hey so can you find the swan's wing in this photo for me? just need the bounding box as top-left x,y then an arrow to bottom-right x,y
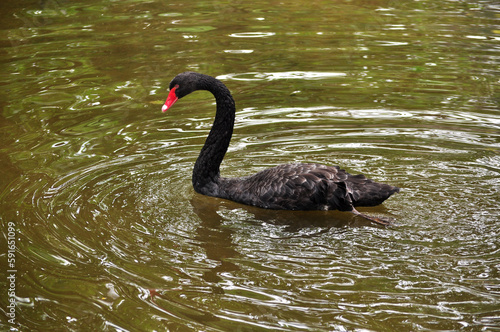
223,163 -> 353,210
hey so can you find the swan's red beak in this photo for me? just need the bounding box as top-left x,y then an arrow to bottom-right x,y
162,85 -> 179,112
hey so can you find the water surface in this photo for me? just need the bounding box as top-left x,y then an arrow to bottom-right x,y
1,0 -> 499,330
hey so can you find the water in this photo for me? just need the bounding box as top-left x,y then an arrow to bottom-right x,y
1,0 -> 499,330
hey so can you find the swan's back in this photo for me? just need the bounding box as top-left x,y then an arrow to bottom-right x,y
219,163 -> 399,212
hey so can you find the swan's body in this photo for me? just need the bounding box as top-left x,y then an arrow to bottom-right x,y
162,72 -> 399,225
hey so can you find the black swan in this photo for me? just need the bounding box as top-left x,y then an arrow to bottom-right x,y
162,72 -> 400,226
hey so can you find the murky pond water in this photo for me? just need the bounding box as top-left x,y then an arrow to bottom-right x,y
1,0 -> 499,330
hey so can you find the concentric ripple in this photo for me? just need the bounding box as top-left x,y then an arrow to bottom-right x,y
1,0 -> 499,330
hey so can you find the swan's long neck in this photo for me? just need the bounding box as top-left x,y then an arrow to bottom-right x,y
192,77 -> 235,196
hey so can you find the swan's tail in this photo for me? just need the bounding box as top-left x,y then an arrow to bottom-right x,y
347,174 -> 400,207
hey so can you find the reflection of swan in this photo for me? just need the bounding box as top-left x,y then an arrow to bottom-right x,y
163,72 -> 399,226
190,195 -> 239,283
192,193 -> 394,233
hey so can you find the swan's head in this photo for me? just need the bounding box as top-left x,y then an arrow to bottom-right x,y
162,72 -> 206,112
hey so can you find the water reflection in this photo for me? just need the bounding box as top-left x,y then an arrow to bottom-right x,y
192,193 -> 369,236
1,0 -> 499,330
229,32 -> 276,38
191,195 -> 240,284
218,71 -> 346,81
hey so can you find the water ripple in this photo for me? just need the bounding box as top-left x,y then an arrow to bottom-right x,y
218,71 -> 346,81
2,0 -> 499,330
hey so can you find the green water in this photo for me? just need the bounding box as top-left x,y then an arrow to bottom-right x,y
1,0 -> 499,330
